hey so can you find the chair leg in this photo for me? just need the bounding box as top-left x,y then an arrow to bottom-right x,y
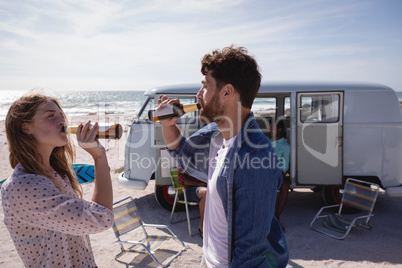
183,190 -> 192,236
170,192 -> 179,223
115,249 -> 126,259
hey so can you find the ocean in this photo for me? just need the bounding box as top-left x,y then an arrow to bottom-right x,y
1,90 -> 402,122
0,90 -> 147,121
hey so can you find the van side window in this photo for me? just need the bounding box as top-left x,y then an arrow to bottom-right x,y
253,97 -> 276,135
300,94 -> 340,123
253,97 -> 276,118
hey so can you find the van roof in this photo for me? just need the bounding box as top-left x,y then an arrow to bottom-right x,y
144,82 -> 393,96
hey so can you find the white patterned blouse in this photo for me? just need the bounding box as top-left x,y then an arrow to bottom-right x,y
1,163 -> 114,268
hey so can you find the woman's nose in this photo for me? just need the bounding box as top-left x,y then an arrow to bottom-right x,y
58,116 -> 66,125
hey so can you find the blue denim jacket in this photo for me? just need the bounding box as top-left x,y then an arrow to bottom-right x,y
168,113 -> 289,267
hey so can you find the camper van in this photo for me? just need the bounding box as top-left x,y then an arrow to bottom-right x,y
118,82 -> 402,210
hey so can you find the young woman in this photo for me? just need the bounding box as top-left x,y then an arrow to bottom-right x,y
1,94 -> 114,267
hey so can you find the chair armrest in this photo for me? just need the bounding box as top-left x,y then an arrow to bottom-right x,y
318,204 -> 340,211
310,204 -> 340,229
315,204 -> 340,218
115,239 -> 145,245
143,223 -> 170,229
113,196 -> 133,206
142,223 -> 177,236
172,187 -> 185,190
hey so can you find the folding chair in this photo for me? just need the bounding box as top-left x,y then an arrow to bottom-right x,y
112,196 -> 186,267
169,167 -> 199,236
310,178 -> 380,239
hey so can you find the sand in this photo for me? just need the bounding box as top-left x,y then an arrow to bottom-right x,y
1,114 -> 402,268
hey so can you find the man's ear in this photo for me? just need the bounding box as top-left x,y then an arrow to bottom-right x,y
222,84 -> 235,99
22,123 -> 32,135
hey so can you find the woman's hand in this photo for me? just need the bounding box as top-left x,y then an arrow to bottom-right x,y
76,121 -> 113,210
76,121 -> 105,159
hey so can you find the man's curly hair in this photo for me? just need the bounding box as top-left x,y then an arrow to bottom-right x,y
201,45 -> 262,109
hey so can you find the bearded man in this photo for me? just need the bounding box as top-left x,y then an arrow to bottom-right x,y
158,45 -> 288,268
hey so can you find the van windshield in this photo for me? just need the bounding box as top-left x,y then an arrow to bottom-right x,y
137,96 -> 198,124
138,97 -> 155,122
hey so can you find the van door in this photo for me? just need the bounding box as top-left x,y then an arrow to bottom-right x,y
122,97 -> 155,189
297,92 -> 343,185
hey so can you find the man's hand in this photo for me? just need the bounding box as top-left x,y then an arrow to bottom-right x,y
157,95 -> 183,150
157,95 -> 180,126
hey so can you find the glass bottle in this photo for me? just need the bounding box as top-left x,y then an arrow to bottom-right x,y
64,123 -> 123,140
148,103 -> 201,122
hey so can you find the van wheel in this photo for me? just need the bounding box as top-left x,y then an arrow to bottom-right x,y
322,185 -> 342,206
154,185 -> 185,211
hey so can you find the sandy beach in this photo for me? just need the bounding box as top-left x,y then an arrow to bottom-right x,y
1,113 -> 402,268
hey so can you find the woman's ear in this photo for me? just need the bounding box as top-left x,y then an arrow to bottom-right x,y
22,123 -> 32,135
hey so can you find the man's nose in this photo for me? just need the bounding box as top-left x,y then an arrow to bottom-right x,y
196,88 -> 203,100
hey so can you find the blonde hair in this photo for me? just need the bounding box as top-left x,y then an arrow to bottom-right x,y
5,94 -> 83,198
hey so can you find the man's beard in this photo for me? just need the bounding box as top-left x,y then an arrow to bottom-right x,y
199,93 -> 224,124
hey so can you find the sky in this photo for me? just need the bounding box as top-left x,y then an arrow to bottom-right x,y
0,0 -> 401,92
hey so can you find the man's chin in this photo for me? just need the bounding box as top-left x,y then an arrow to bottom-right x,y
199,115 -> 211,124
199,112 -> 214,125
